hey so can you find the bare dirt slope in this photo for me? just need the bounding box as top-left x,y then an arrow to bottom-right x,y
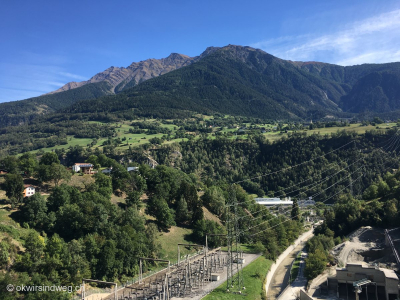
331,226 -> 386,266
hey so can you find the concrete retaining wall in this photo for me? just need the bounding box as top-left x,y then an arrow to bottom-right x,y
264,228 -> 314,297
300,288 -> 315,300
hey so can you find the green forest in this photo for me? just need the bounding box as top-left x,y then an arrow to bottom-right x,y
0,125 -> 399,298
304,169 -> 400,281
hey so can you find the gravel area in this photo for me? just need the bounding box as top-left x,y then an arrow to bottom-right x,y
331,226 -> 385,266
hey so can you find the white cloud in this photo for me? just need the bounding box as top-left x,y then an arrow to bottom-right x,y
337,50 -> 400,66
252,9 -> 400,65
0,62 -> 87,102
58,72 -> 87,81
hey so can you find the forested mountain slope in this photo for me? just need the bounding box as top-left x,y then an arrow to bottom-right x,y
64,45 -> 348,120
59,45 -> 400,120
0,81 -> 112,127
1,45 -> 400,127
0,53 -> 196,127
341,71 -> 400,113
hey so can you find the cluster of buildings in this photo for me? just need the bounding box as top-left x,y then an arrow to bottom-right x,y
3,157 -> 158,200
17,163 -> 142,199
72,157 -> 157,175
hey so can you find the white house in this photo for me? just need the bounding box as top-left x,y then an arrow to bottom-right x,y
24,185 -> 35,197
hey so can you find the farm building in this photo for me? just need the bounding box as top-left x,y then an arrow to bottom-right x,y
72,163 -> 94,174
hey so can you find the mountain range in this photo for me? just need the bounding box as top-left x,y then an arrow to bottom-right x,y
1,45 -> 400,127
47,52 -> 196,95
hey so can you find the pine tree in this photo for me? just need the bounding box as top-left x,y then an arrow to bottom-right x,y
176,197 -> 189,225
291,198 -> 300,221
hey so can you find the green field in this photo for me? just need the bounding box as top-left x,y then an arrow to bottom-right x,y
27,120 -> 397,156
156,226 -> 198,264
204,256 -> 272,300
290,251 -> 302,283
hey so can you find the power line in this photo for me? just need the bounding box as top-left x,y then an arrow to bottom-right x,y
232,155 -> 365,231
233,140 -> 355,185
247,130 -> 400,238
248,173 -> 364,237
242,165 -> 365,234
227,155 -> 360,209
243,135 -> 400,221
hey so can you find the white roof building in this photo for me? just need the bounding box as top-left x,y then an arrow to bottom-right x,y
255,197 -> 293,206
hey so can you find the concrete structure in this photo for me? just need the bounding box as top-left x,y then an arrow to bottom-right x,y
255,197 -> 293,206
101,167 -> 112,174
23,185 -> 35,197
265,228 -> 314,298
300,288 -> 315,300
385,229 -> 400,267
127,167 -> 139,172
72,163 -> 94,174
210,274 -> 220,281
328,263 -> 399,300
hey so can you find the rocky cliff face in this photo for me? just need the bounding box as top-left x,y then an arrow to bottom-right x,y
46,45 -> 277,96
47,53 -> 196,95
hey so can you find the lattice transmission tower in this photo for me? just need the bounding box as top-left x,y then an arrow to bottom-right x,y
226,184 -> 244,293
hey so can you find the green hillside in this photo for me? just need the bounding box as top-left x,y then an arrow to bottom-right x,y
0,81 -> 112,127
341,71 -> 400,113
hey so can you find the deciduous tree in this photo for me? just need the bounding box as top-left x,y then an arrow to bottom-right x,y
4,174 -> 24,207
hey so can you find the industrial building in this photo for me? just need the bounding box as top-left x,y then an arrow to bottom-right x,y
324,264 -> 399,300
254,197 -> 293,206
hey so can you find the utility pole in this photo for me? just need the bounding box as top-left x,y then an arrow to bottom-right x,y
349,174 -> 353,197
226,185 -> 244,293
205,233 -> 226,264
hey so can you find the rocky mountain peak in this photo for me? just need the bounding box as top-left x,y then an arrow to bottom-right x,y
47,53 -> 196,95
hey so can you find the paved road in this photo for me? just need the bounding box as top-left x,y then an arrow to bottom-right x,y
276,251 -> 308,300
267,239 -> 310,300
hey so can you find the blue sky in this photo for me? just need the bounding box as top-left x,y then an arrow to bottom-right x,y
1,0 -> 400,103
